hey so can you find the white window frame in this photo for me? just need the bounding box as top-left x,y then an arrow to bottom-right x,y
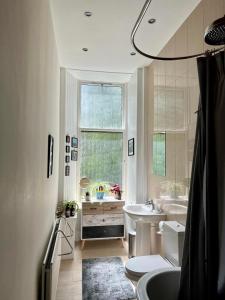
77,81 -> 127,200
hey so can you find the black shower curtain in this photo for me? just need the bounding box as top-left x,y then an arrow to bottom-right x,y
178,51 -> 225,300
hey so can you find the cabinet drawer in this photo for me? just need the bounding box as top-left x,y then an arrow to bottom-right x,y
83,214 -> 124,227
82,225 -> 124,239
82,203 -> 103,215
103,202 -> 124,214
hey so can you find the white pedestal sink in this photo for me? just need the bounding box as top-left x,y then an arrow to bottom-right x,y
123,204 -> 166,256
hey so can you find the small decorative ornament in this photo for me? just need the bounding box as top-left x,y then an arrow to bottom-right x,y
66,145 -> 70,153
128,138 -> 134,156
96,185 -> 105,199
71,150 -> 78,161
65,165 -> 70,176
71,137 -> 78,148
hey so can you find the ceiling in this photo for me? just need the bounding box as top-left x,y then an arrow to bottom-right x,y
50,0 -> 200,74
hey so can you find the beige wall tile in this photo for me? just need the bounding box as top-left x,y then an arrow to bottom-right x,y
148,0 -> 225,200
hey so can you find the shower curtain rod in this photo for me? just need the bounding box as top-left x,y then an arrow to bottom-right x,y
131,0 -> 224,61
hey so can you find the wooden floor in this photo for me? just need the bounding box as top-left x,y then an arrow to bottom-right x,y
56,239 -> 129,300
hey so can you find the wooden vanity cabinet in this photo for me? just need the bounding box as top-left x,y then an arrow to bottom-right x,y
81,200 -> 125,246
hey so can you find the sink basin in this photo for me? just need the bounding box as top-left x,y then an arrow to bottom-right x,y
137,268 -> 181,300
123,204 -> 166,223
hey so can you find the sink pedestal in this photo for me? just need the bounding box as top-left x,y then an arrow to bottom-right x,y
136,222 -> 151,256
123,204 -> 166,256
136,222 -> 161,256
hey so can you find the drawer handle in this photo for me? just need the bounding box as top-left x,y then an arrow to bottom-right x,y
110,207 -> 117,209
102,219 -> 105,222
90,207 -> 97,210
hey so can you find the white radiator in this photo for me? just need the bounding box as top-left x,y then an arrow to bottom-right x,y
41,218 -> 73,300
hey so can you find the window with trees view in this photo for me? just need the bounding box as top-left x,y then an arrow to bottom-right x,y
153,132 -> 166,176
80,83 -> 124,194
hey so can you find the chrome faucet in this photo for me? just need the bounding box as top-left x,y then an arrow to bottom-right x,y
145,199 -> 155,211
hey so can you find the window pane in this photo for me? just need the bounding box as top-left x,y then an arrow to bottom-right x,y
80,84 -> 123,129
80,132 -> 123,189
153,133 -> 166,176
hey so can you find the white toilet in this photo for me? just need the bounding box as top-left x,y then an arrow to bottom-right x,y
125,221 -> 185,282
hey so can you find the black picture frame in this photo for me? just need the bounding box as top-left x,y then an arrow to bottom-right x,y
47,134 -> 54,178
65,155 -> 70,163
128,138 -> 135,156
66,145 -> 70,153
65,165 -> 70,176
71,137 -> 78,148
66,135 -> 70,143
71,150 -> 78,161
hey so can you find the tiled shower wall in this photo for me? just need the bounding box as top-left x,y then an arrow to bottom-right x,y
148,0 -> 225,200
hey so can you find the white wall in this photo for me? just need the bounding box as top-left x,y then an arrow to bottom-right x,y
0,0 -> 60,299
59,69 -> 81,240
59,69 -> 78,202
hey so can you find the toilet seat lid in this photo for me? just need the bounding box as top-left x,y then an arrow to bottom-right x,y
125,255 -> 172,278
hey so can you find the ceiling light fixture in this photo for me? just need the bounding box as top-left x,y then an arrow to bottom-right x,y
148,18 -> 156,24
130,52 -> 136,56
82,48 -> 88,52
84,11 -> 92,17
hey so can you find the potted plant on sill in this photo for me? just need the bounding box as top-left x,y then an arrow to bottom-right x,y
70,200 -> 79,217
110,184 -> 122,200
89,182 -> 110,200
64,201 -> 71,218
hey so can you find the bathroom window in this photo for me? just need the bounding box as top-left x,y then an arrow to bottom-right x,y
79,83 -> 125,193
153,132 -> 166,176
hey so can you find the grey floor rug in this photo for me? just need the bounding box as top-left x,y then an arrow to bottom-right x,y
82,256 -> 136,300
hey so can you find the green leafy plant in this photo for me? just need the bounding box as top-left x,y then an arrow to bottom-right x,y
56,200 -> 64,218
69,200 -> 80,212
64,200 -> 71,208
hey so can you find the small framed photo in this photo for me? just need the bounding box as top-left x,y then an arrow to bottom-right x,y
66,135 -> 70,143
65,165 -> 70,176
71,137 -> 78,148
66,145 -> 70,153
71,150 -> 78,161
65,155 -> 70,163
47,134 -> 54,178
128,138 -> 135,156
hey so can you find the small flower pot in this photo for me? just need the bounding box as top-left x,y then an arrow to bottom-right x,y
114,191 -> 121,200
96,192 -> 104,199
65,205 -> 71,218
70,207 -> 76,216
